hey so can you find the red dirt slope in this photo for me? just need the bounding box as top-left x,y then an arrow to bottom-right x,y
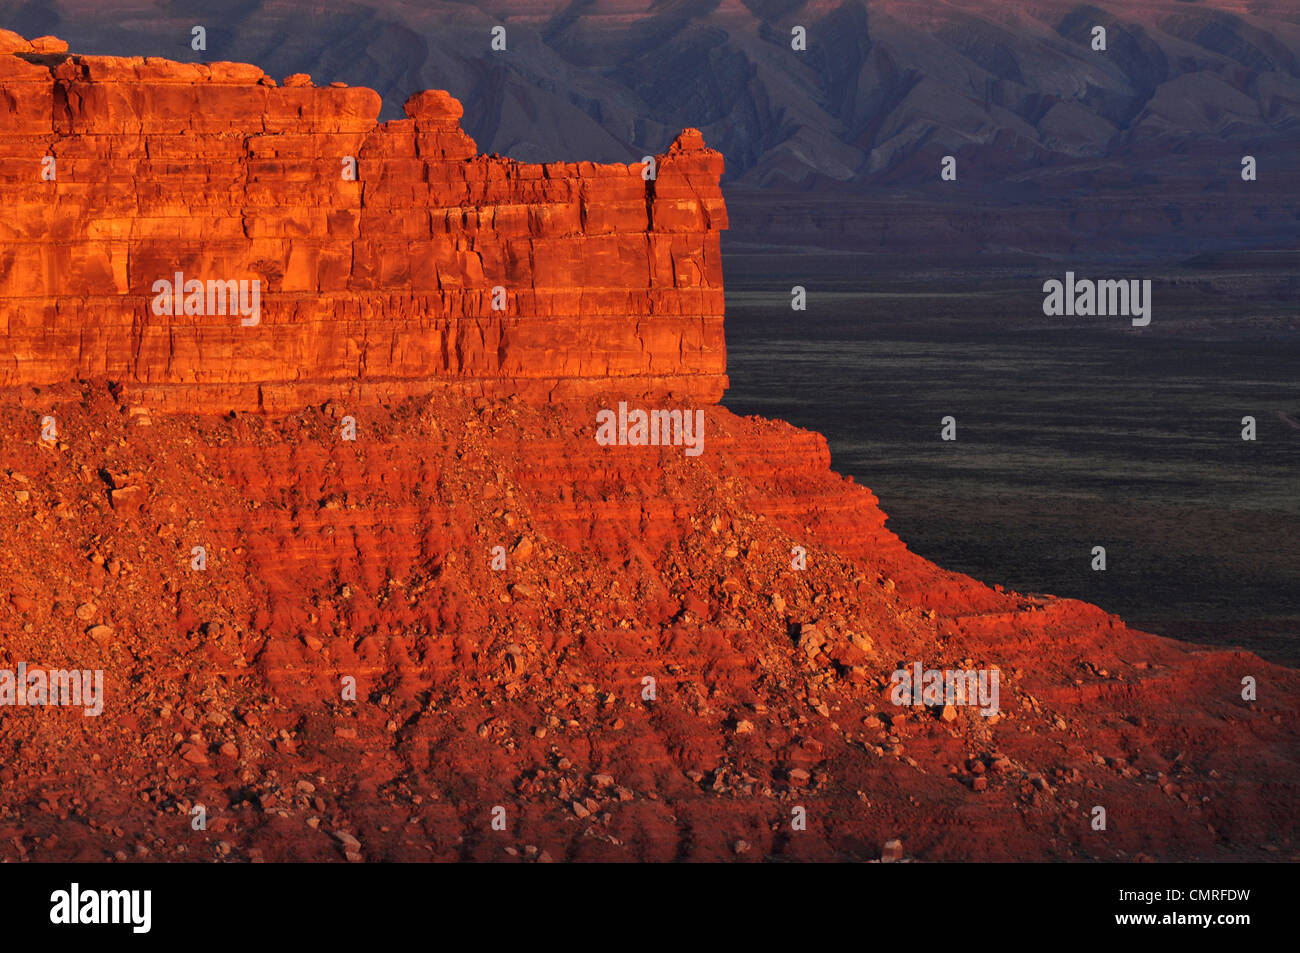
0,385 -> 1294,862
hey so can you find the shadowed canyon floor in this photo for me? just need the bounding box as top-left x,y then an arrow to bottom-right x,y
721,255 -> 1300,668
0,386 -> 1296,862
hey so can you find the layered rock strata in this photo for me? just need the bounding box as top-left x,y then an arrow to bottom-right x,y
0,29 -> 726,412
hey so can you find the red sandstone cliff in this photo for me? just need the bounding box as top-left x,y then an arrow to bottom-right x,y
0,28 -> 726,412
0,31 -> 1296,863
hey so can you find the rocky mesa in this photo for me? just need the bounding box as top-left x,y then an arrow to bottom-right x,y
0,27 -> 726,412
0,31 -> 1296,863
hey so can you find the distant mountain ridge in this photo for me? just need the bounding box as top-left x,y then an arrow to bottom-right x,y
6,0 -> 1297,257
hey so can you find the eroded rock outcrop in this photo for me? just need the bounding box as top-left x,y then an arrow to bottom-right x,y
0,30 -> 726,412
0,32 -> 1296,863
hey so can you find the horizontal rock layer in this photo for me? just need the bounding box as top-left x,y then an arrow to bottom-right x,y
0,33 -> 728,412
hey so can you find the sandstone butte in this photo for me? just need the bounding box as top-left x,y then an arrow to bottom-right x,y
0,28 -> 726,411
0,30 -> 1296,863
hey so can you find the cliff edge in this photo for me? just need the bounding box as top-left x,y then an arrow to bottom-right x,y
0,28 -> 726,412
